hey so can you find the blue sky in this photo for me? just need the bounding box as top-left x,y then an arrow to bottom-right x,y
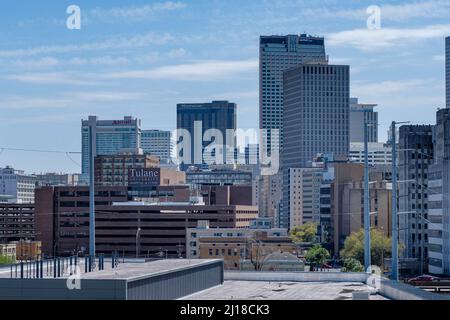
0,0 -> 448,173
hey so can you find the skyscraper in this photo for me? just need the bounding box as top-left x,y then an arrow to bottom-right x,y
81,116 -> 141,180
428,109 -> 450,275
141,130 -> 173,164
349,97 -> 378,143
398,125 -> 433,274
176,101 -> 237,171
281,63 -> 350,228
259,34 -> 327,152
446,37 -> 449,108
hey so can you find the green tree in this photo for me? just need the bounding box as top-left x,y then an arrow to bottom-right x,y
342,258 -> 364,272
305,244 -> 330,271
340,228 -> 391,268
289,223 -> 318,244
0,255 -> 15,265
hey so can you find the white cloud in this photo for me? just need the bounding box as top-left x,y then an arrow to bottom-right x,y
0,91 -> 147,110
327,24 -> 450,51
90,1 -> 187,22
0,32 -> 174,58
167,48 -> 187,59
4,72 -> 100,86
103,59 -> 258,81
302,0 -> 450,21
10,57 -> 59,68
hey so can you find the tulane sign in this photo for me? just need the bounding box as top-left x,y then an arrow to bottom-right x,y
128,168 -> 160,186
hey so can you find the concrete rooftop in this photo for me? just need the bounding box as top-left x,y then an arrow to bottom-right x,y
0,259 -> 221,280
181,280 -> 388,300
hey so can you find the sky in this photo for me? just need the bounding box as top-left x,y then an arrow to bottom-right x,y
0,0 -> 448,174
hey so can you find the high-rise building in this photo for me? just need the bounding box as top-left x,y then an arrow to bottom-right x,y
288,168 -> 323,228
281,63 -> 350,229
446,37 -> 449,108
0,167 -> 37,204
141,130 -> 173,164
349,142 -> 392,165
259,34 -> 327,152
428,109 -> 450,275
176,101 -> 237,171
349,97 -> 378,143
81,116 -> 141,181
398,125 -> 434,274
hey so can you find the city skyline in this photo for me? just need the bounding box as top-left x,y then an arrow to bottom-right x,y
0,0 -> 449,174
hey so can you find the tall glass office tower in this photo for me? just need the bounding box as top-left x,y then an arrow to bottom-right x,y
259,34 -> 327,152
281,63 -> 350,229
176,101 -> 237,171
81,116 -> 141,181
446,37 -> 449,108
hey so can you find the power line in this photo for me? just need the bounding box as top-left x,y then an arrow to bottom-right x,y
0,147 -> 81,154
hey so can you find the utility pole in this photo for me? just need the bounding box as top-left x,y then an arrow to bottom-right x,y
391,121 -> 409,281
89,124 -> 96,264
364,117 -> 371,271
391,121 -> 398,281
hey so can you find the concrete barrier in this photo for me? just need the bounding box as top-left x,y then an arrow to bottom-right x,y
225,271 -> 369,283
379,279 -> 450,300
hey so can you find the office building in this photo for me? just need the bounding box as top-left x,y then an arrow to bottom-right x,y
398,125 -> 434,274
176,101 -> 237,170
186,168 -> 252,186
288,168 -> 323,228
428,109 -> 450,275
35,185 -> 257,257
349,97 -> 378,143
93,153 -> 185,187
258,173 -> 282,227
281,63 -> 350,229
259,34 -> 327,151
35,173 -> 80,187
349,142 -> 392,165
81,116 -> 141,181
0,167 -> 36,204
330,163 -> 364,254
446,37 -> 450,108
0,203 -> 35,242
141,130 -> 173,164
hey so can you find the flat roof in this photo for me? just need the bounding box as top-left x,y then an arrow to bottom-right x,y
181,280 -> 388,300
0,259 -> 222,281
80,259 -> 221,281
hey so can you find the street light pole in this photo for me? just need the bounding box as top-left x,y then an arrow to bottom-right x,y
135,228 -> 141,258
391,121 -> 410,281
364,117 -> 371,271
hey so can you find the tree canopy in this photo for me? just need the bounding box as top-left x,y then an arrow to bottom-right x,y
305,244 -> 330,270
340,228 -> 391,268
342,258 -> 364,272
0,255 -> 15,265
289,223 -> 319,244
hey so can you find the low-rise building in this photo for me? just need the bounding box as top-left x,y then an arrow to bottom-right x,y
12,240 -> 42,261
35,186 -> 257,257
186,220 -> 296,270
0,243 -> 16,261
0,203 -> 35,242
35,173 -> 79,187
0,167 -> 37,203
